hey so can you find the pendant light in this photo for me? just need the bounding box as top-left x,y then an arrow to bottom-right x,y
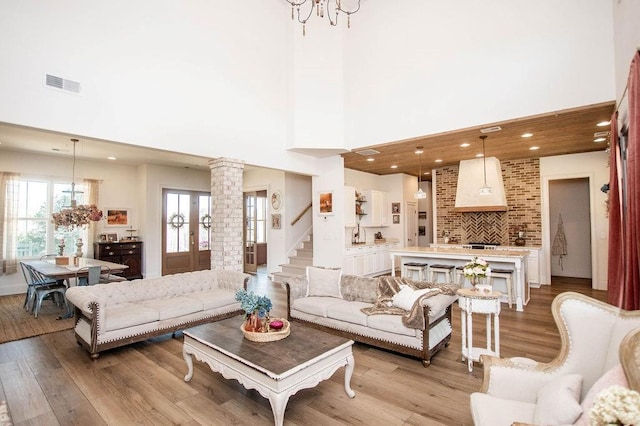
479,135 -> 493,195
414,146 -> 427,199
63,138 -> 84,207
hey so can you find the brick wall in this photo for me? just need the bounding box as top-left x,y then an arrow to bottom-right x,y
435,158 -> 541,246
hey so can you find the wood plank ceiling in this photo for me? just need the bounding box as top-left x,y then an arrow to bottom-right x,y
342,101 -> 616,181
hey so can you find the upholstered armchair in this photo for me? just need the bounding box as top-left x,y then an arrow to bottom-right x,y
470,292 -> 640,426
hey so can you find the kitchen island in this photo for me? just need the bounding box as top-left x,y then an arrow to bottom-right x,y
390,246 -> 530,311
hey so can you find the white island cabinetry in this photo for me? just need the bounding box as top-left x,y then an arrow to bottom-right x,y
343,241 -> 399,276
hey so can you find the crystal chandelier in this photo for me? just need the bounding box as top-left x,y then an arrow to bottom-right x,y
285,0 -> 362,36
414,146 -> 427,199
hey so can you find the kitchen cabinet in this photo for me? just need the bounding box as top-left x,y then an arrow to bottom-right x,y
343,241 -> 399,276
94,241 -> 143,280
360,190 -> 389,227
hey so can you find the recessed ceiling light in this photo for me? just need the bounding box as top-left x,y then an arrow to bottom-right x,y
366,158 -> 375,162
434,159 -> 443,163
529,146 -> 539,151
390,164 -> 398,169
107,156 -> 117,160
415,149 -> 424,155
460,143 -> 470,148
594,137 -> 606,143
521,133 -> 533,138
424,171 -> 430,175
597,121 -> 610,127
475,153 -> 484,158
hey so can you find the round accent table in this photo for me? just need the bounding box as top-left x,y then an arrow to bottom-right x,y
457,288 -> 502,372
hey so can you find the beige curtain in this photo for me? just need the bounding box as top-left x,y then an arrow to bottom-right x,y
0,172 -> 19,275
85,179 -> 101,243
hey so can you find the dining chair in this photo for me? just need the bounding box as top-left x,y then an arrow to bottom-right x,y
76,265 -> 103,286
22,263 -> 69,318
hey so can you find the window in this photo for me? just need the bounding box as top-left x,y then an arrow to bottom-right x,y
15,178 -> 87,259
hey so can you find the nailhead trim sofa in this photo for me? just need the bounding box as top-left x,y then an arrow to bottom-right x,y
66,269 -> 249,359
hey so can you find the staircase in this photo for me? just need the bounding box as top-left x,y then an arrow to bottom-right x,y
271,234 -> 313,285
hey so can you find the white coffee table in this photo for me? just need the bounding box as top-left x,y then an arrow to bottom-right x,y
183,318 -> 355,426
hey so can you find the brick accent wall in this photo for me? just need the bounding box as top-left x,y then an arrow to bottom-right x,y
435,158 -> 541,246
209,157 -> 244,271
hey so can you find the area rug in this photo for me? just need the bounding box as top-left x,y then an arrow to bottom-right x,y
0,294 -> 74,344
0,400 -> 12,426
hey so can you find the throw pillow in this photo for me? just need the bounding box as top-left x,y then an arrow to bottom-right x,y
573,364 -> 629,425
306,266 -> 342,298
392,285 -> 438,311
533,373 -> 583,426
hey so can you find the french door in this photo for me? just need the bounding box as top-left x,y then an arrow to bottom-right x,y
243,191 -> 267,274
162,189 -> 211,275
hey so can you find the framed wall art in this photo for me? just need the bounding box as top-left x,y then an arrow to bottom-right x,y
318,191 -> 334,215
392,203 -> 400,214
393,214 -> 400,224
105,208 -> 130,227
271,213 -> 281,229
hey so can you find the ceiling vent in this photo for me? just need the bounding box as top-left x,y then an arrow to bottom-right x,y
45,74 -> 82,94
356,149 -> 380,156
480,126 -> 502,133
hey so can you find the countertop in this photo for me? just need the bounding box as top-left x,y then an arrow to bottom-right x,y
345,239 -> 400,248
430,243 -> 541,250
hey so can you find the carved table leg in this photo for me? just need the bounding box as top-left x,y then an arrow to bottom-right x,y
268,391 -> 289,426
183,347 -> 194,382
344,354 -> 356,398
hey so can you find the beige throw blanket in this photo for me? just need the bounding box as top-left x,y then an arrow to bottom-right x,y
361,276 -> 459,329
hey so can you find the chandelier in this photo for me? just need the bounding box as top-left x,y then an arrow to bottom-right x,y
51,138 -> 103,230
285,0 -> 362,36
414,146 -> 427,199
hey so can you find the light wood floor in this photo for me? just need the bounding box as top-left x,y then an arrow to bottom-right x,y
0,274 -> 606,426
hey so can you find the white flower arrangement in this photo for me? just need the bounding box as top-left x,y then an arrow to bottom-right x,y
462,256 -> 491,280
589,385 -> 640,425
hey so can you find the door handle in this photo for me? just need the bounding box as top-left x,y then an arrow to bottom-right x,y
190,230 -> 194,246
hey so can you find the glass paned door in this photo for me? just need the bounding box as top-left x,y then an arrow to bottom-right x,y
162,189 -> 211,275
244,192 -> 258,273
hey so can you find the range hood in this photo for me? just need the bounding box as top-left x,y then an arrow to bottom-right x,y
454,157 -> 508,212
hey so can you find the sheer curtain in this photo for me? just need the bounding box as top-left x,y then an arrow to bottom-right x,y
0,172 -> 19,275
85,178 -> 101,244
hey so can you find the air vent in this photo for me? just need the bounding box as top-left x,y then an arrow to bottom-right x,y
356,149 -> 380,156
45,74 -> 81,94
594,131 -> 610,137
480,126 -> 502,133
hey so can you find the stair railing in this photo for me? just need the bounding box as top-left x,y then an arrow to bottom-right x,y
291,202 -> 312,226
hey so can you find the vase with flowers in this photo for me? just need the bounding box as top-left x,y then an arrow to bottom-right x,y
462,257 -> 491,289
51,204 -> 103,230
235,289 -> 273,333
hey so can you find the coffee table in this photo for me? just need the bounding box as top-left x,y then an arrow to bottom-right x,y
182,317 -> 355,426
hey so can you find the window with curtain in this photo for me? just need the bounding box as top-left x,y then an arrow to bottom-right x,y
9,177 -> 89,260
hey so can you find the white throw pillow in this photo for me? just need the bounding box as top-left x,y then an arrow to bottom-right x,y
306,266 -> 342,298
392,285 -> 438,311
533,373 -> 583,426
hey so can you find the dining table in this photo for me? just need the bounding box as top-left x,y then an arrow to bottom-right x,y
23,257 -> 128,319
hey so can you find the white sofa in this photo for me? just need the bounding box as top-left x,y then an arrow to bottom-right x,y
470,292 -> 640,426
65,269 -> 250,359
284,269 -> 459,366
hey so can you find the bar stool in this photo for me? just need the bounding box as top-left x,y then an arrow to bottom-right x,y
455,266 -> 466,286
403,262 -> 429,281
430,264 -> 455,283
490,268 -> 514,308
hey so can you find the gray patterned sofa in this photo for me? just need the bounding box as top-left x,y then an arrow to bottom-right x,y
66,269 -> 249,359
284,267 -> 459,366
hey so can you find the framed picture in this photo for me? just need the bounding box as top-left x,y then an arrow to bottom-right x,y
419,211 -> 427,220
419,226 -> 426,236
393,214 -> 400,224
392,203 -> 400,214
318,191 -> 334,215
106,233 -> 118,242
271,213 -> 281,229
270,191 -> 283,211
105,208 -> 130,227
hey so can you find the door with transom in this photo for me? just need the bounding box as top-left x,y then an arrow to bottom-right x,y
162,189 -> 212,276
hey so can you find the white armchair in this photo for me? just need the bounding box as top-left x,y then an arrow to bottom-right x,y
470,292 -> 640,426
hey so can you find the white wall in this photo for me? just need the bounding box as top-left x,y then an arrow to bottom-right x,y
540,151 -> 610,290
549,178 -> 592,278
313,156 -> 346,267
612,0 -> 640,122
344,0 -> 615,148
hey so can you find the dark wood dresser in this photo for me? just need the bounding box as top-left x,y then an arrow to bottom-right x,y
94,241 -> 143,280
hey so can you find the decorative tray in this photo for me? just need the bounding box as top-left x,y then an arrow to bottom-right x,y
241,318 -> 290,342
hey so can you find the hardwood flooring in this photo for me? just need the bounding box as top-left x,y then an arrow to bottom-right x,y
0,275 -> 606,426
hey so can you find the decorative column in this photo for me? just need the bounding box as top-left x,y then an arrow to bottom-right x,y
209,157 -> 244,272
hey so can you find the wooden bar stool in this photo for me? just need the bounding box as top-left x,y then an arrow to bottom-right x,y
455,266 -> 467,286
430,264 -> 455,283
403,262 -> 429,281
490,268 -> 514,308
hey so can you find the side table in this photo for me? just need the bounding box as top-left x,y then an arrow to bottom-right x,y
457,288 -> 502,372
